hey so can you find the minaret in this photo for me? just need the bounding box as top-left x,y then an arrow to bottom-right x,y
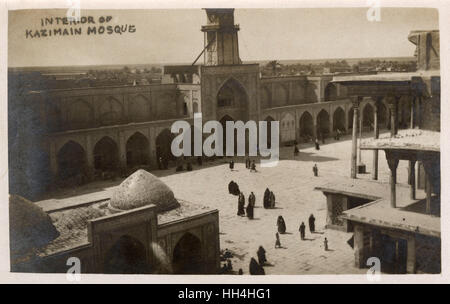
202,9 -> 241,66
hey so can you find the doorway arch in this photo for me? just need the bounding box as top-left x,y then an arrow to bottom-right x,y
317,109 -> 330,139
172,233 -> 203,274
126,132 -> 149,169
94,136 -> 119,173
103,235 -> 151,274
363,103 -> 374,131
57,140 -> 87,183
299,111 -> 313,141
156,129 -> 175,166
333,107 -> 345,132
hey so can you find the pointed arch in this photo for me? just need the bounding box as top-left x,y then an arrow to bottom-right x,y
129,94 -> 150,122
299,111 -> 313,141
317,109 -> 330,139
103,235 -> 151,274
362,103 -> 374,131
333,106 -> 345,132
156,128 -> 176,167
93,136 -> 119,173
172,232 -> 203,274
57,140 -> 87,183
99,96 -> 124,126
67,98 -> 94,129
126,132 -> 150,169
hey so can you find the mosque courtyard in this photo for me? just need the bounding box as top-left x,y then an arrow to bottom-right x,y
38,132 -> 414,275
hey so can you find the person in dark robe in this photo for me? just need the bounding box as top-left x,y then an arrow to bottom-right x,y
313,164 -> 318,177
294,145 -> 299,156
249,192 -> 256,207
324,237 -> 329,251
257,246 -> 267,266
299,222 -> 306,240
263,188 -> 270,209
229,160 -> 234,170
238,268 -> 243,275
237,192 -> 245,216
315,138 -> 320,150
275,232 -> 281,249
308,213 -> 316,233
277,216 -> 286,234
270,191 -> 276,209
249,257 -> 265,275
246,201 -> 254,219
250,161 -> 257,172
228,181 -> 234,194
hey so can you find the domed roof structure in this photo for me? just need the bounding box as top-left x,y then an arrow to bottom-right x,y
9,195 -> 60,254
110,169 -> 180,212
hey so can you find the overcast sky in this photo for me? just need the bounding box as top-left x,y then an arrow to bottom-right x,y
8,8 -> 439,67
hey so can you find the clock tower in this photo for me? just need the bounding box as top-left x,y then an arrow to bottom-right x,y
202,9 -> 242,66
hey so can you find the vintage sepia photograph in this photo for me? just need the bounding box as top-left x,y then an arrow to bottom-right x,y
5,3 -> 442,279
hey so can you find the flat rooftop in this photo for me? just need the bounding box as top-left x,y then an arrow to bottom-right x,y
315,178 -> 440,237
37,198 -> 215,257
315,178 -> 415,202
341,197 -> 440,238
361,129 -> 440,152
332,70 -> 440,83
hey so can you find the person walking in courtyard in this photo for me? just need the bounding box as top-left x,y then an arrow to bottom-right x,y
249,192 -> 256,207
299,221 -> 306,240
269,191 -> 276,208
263,188 -> 270,209
246,199 -> 254,219
249,257 -> 265,275
257,246 -> 267,266
275,232 -> 281,248
324,237 -> 329,251
313,164 -> 318,177
237,192 -> 246,216
294,144 -> 299,156
250,160 -> 257,172
229,160 -> 234,170
315,138 -> 320,150
277,215 -> 286,234
308,213 -> 316,233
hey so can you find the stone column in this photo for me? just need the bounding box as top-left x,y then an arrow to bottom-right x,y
410,96 -> 416,128
118,132 -> 127,174
354,224 -> 365,268
49,141 -> 58,182
351,96 -> 361,179
372,98 -> 380,180
387,101 -> 396,137
406,235 -> 416,274
409,160 -> 416,200
386,152 -> 399,208
85,134 -> 95,181
425,168 -> 432,215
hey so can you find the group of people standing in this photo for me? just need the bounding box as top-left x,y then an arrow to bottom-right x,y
249,246 -> 267,275
237,191 -> 256,220
245,158 -> 257,172
263,188 -> 276,209
298,214 -> 316,240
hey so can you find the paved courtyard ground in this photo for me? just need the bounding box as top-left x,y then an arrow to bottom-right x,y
38,131 -> 415,275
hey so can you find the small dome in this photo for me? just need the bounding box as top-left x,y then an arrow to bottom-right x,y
9,195 -> 60,254
110,169 -> 179,212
